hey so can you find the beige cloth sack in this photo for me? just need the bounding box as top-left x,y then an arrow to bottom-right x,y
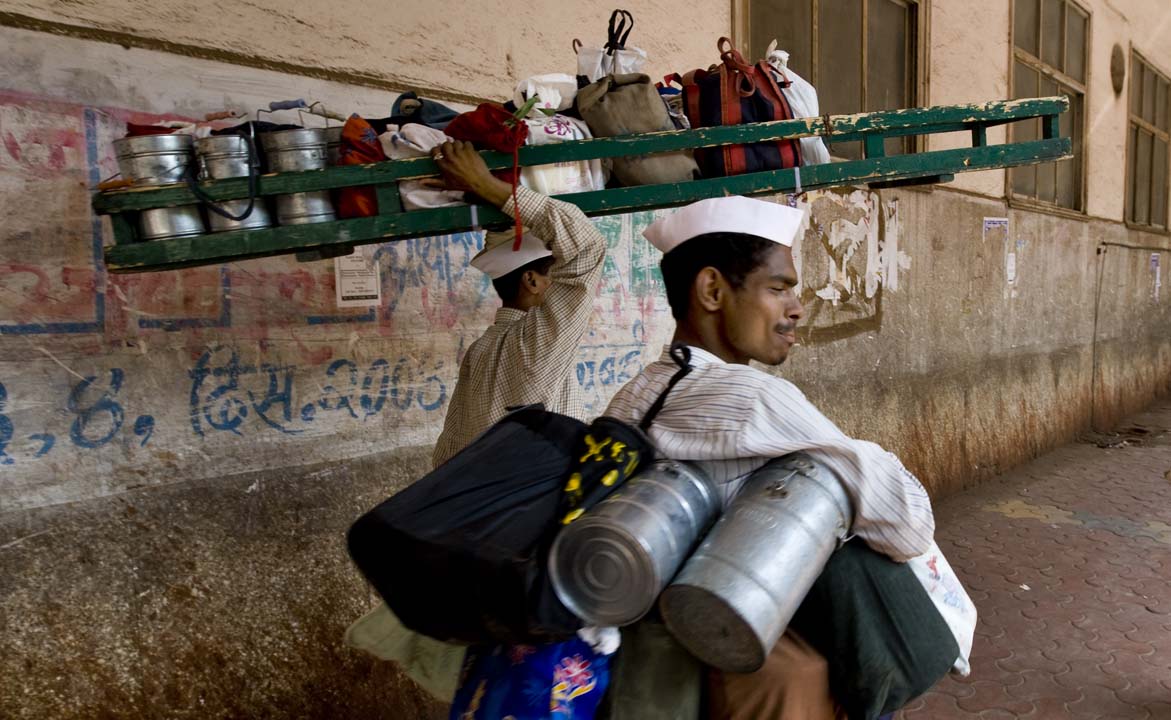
344,602 -> 465,702
577,73 -> 699,187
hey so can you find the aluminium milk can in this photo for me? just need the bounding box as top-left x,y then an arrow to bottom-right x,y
548,460 -> 721,627
659,453 -> 851,673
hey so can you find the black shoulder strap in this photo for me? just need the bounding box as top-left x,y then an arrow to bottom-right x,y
639,343 -> 692,431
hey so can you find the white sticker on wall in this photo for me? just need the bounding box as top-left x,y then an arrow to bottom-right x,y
1006,252 -> 1017,285
982,217 -> 1009,244
1153,253 -> 1162,300
335,246 -> 382,308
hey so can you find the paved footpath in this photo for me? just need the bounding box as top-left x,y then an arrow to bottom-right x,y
896,399 -> 1171,720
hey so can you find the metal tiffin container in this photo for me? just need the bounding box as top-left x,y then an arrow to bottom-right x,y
259,128 -> 336,227
194,135 -> 272,233
548,460 -> 721,627
113,133 -> 193,186
138,205 -> 205,241
260,127 -> 330,172
196,134 -> 257,180
659,453 -> 852,673
324,126 -> 344,165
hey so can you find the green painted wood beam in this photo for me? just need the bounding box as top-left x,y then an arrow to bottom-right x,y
105,137 -> 1070,273
93,97 -> 1069,214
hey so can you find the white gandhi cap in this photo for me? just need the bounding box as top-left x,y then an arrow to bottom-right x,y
470,230 -> 554,279
642,196 -> 805,254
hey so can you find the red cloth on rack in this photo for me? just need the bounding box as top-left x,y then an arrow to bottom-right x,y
444,103 -> 530,249
337,114 -> 388,219
124,123 -> 180,137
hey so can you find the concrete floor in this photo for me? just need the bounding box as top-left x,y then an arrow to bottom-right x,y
897,399 -> 1171,719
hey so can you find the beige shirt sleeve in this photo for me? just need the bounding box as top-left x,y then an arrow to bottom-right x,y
497,186 -> 607,375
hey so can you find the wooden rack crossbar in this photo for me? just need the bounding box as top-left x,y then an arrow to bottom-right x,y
95,96 -> 1071,273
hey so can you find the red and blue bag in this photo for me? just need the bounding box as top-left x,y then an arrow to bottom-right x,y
681,37 -> 802,178
450,638 -> 611,720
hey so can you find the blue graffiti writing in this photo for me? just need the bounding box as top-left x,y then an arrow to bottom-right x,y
189,346 -> 446,438
0,372 -> 148,462
315,358 -> 391,420
250,363 -> 299,433
0,382 -> 13,464
29,433 -> 55,458
188,347 -> 254,437
374,232 -> 484,311
133,416 -> 155,447
576,349 -> 642,392
67,369 -> 126,449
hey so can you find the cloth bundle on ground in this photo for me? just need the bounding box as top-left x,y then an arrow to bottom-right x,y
681,37 -> 803,177
347,406 -> 655,646
576,73 -> 699,187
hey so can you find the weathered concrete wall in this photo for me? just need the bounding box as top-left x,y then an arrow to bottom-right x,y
935,0 -> 1171,217
0,0 -> 729,105
2,1 -> 1170,717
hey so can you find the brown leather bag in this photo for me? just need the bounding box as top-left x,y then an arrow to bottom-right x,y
576,73 -> 700,187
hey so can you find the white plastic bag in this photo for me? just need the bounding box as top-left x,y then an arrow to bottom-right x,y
574,10 -> 648,83
907,540 -> 978,676
576,45 -> 648,82
766,41 -> 831,166
519,114 -> 606,195
514,73 -> 579,114
379,124 -> 466,210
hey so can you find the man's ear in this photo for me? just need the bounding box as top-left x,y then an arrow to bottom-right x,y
693,266 -> 726,313
521,270 -> 541,294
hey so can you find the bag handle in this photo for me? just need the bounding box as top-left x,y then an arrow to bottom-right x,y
605,9 -> 634,55
639,343 -> 693,430
717,37 -> 757,97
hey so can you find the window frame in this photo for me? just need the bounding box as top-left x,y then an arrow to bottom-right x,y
1006,0 -> 1092,218
1124,48 -> 1171,234
731,0 -> 931,157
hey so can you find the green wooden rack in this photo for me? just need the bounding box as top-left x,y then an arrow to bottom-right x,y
94,96 -> 1071,273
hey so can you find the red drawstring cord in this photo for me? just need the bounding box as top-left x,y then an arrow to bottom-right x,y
511,141 -> 523,251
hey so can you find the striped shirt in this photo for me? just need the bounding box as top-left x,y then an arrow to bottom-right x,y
604,345 -> 936,562
431,186 -> 606,467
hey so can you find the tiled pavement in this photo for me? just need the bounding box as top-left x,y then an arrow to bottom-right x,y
896,400 -> 1171,720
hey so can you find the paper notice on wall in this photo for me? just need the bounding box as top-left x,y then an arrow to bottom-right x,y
983,217 -> 1009,245
335,247 -> 382,308
1006,252 -> 1017,284
1153,253 -> 1162,300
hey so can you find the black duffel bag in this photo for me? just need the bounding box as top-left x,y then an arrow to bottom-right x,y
348,409 -> 660,645
347,346 -> 695,646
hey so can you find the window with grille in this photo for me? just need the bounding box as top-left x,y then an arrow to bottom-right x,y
746,0 -> 922,159
1126,52 -> 1170,230
1010,0 -> 1088,211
